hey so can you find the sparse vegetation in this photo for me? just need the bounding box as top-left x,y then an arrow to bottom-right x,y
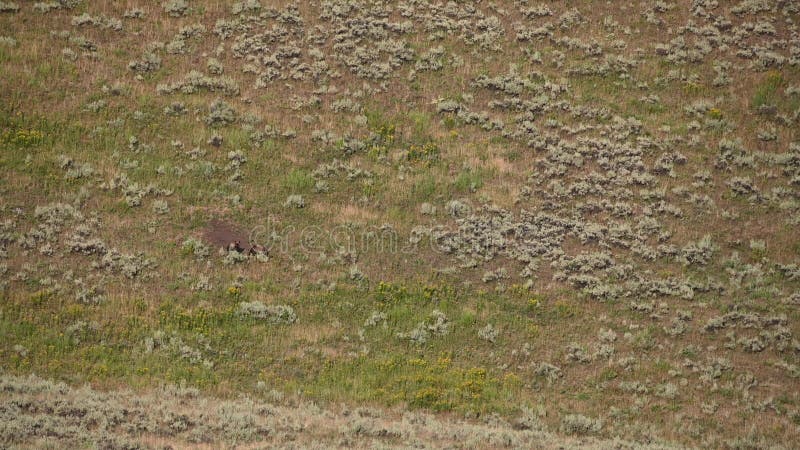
1,0 -> 799,448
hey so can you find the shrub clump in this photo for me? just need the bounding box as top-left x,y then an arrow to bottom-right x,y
560,414 -> 603,435
163,0 -> 188,17
181,237 -> 210,259
231,0 -> 261,15
236,301 -> 297,324
152,200 -> 169,214
207,57 -> 223,75
0,2 -> 19,13
284,195 -> 305,208
678,235 -> 716,266
223,249 -> 248,265
534,362 -> 563,384
478,323 -> 499,343
123,8 -> 144,19
396,310 -> 450,345
75,284 -> 105,304
157,71 -> 239,96
445,200 -> 471,217
34,2 -> 62,13
205,99 -> 237,126
128,52 -> 161,73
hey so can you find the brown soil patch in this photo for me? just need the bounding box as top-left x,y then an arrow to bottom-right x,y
203,219 -> 250,251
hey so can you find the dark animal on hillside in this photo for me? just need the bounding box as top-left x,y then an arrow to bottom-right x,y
228,240 -> 245,253
248,244 -> 268,256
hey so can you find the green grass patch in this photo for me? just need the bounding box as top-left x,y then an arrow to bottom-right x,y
751,70 -> 784,109
310,354 -> 523,414
452,167 -> 486,193
282,168 -> 314,193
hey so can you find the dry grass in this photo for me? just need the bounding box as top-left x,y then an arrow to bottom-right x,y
1,0 -> 799,448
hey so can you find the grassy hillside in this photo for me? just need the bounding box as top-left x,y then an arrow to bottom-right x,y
1,0 -> 799,448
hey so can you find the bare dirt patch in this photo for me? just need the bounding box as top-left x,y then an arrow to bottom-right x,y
203,218 -> 250,251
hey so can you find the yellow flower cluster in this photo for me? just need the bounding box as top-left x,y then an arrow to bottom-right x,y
1,129 -> 43,148
407,142 -> 440,162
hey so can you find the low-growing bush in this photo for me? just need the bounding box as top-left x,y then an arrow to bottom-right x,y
236,301 -> 297,324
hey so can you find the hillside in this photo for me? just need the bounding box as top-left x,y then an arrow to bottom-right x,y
1,0 -> 799,448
